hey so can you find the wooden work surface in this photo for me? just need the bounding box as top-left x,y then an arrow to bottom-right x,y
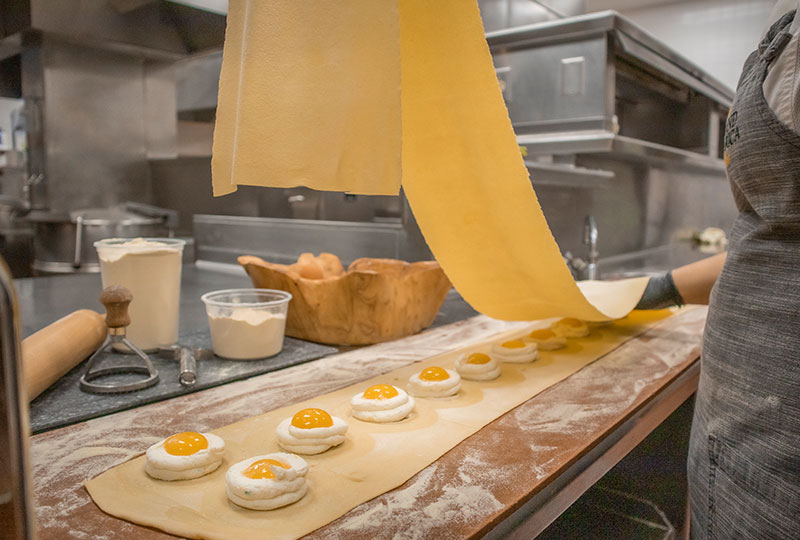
30,307 -> 706,539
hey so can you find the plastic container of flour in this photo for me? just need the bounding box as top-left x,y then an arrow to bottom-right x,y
95,237 -> 186,352
201,289 -> 292,360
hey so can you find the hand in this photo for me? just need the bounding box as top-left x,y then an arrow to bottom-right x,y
635,271 -> 685,310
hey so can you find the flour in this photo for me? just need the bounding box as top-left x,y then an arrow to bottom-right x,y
208,308 -> 286,359
423,485 -> 503,522
332,454 -> 506,540
96,238 -> 184,352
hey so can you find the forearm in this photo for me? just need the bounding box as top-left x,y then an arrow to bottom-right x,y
636,252 -> 727,309
671,252 -> 727,305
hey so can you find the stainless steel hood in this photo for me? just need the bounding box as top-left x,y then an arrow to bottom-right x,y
0,0 -> 226,62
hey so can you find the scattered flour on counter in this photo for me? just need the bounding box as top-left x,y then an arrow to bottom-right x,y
422,484 -> 503,522
329,443 -> 516,540
337,467 -> 437,532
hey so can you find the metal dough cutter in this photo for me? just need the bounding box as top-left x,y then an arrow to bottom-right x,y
79,285 -> 159,394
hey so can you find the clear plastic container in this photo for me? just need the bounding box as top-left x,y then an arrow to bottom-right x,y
95,237 -> 186,352
201,289 -> 292,360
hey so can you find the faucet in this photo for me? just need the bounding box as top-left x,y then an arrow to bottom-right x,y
564,215 -> 600,280
22,173 -> 44,213
583,215 -> 599,280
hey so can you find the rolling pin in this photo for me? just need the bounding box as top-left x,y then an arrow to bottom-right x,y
22,309 -> 107,401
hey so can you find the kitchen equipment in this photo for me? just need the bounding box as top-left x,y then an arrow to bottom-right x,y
0,256 -> 36,539
79,286 -> 159,394
22,309 -> 106,400
158,345 -> 205,387
201,289 -> 292,360
30,330 -> 336,434
239,255 -> 452,346
28,203 -> 177,274
95,237 -> 185,352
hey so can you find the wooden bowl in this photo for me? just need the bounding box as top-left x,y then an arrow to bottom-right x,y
238,255 -> 452,346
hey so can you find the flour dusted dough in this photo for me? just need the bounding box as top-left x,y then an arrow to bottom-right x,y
85,311 -> 677,540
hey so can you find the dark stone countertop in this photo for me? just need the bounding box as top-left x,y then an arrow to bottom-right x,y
14,263 -> 477,338
15,263 -> 478,432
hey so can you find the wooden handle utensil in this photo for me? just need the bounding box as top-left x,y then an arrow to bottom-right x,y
22,309 -> 107,400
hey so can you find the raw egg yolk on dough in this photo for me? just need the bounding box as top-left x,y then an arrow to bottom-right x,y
502,339 -> 527,349
466,353 -> 491,365
560,318 -> 583,327
528,329 -> 556,339
419,367 -> 450,381
363,384 -> 399,400
291,408 -> 334,429
243,459 -> 290,480
163,432 -> 208,456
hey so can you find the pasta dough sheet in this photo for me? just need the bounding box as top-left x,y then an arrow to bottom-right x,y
398,0 -> 647,321
211,0 -> 401,196
211,0 -> 648,322
86,310 -> 673,540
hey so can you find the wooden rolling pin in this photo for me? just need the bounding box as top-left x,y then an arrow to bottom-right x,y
22,309 -> 107,401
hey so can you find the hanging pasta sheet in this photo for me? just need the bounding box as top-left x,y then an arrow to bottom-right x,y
211,0 -> 647,320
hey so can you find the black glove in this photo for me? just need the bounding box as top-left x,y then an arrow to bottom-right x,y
635,271 -> 685,310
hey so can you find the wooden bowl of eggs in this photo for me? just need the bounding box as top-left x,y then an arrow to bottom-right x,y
238,253 -> 452,346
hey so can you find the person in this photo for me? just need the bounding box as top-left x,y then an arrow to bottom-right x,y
635,2 -> 800,538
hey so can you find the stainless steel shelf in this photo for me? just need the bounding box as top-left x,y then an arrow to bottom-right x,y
518,132 -> 726,174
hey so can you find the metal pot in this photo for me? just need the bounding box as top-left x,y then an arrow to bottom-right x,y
27,202 -> 178,274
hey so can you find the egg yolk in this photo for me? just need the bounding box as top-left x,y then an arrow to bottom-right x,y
502,339 -> 527,349
528,329 -> 556,340
559,318 -> 583,327
163,432 -> 208,456
466,353 -> 491,365
363,384 -> 399,400
242,458 -> 289,480
419,366 -> 450,381
291,408 -> 334,429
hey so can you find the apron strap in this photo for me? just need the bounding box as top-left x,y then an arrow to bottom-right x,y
759,9 -> 796,62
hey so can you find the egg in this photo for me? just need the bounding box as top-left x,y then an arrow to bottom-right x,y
407,366 -> 461,397
275,407 -> 348,455
350,384 -> 415,423
455,352 -> 501,381
551,317 -> 590,338
226,452 -> 308,510
490,339 -> 539,363
523,328 -> 567,351
145,431 -> 225,481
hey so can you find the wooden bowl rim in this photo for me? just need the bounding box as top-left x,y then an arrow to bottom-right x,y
238,255 -> 445,280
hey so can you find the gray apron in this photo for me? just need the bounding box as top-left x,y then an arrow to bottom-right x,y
688,10 -> 800,539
